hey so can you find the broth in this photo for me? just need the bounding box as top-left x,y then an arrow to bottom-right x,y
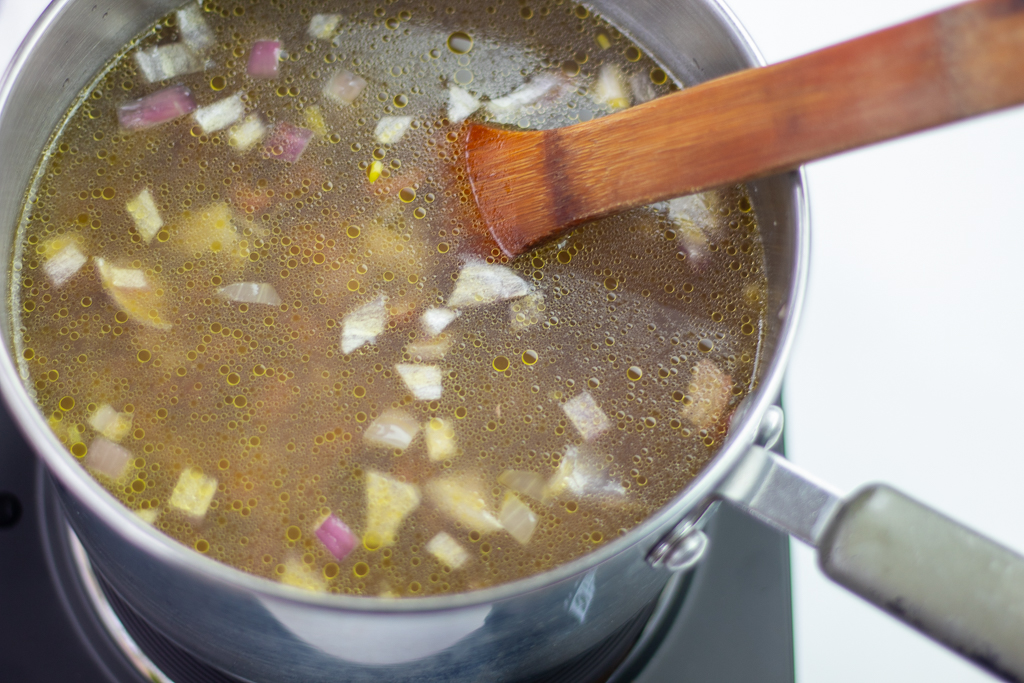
10,0 -> 767,597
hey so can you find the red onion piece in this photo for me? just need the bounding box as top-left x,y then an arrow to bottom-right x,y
316,514 -> 358,561
118,85 -> 197,131
264,122 -> 313,163
247,40 -> 282,79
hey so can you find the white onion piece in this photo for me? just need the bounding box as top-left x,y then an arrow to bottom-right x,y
593,64 -> 629,110
118,85 -> 197,131
426,476 -> 503,533
308,13 -> 341,40
279,558 -> 326,591
395,363 -> 442,400
176,5 -> 216,51
85,437 -> 132,479
324,69 -> 367,105
544,445 -> 626,502
194,93 -> 244,134
448,259 -> 530,308
629,72 -> 657,105
134,43 -> 204,83
169,468 -> 218,519
447,85 -> 481,124
499,494 -> 539,545
510,291 -> 545,331
364,471 -> 421,548
94,257 -> 171,329
424,418 -> 457,462
135,508 -> 159,524
485,72 -> 570,122
228,114 -> 267,153
125,188 -> 163,243
89,404 -> 133,442
426,531 -> 470,569
217,282 -> 282,306
341,296 -> 387,353
668,194 -> 713,228
421,307 -> 459,337
43,242 -> 87,288
364,409 -> 420,450
679,359 -> 733,429
562,391 -> 610,441
406,335 -> 452,362
497,470 -> 547,503
375,116 -> 413,144
248,40 -> 282,79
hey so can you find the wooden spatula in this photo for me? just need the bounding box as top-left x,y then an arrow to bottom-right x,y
465,0 -> 1024,258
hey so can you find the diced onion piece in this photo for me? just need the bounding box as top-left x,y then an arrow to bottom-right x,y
95,257 -> 171,329
364,409 -> 420,450
593,64 -> 629,110
396,363 -> 442,400
374,116 -> 412,144
324,69 -> 367,105
544,445 -> 626,502
169,468 -> 217,519
134,43 -> 204,83
279,558 -> 326,591
426,476 -> 502,533
308,13 -> 342,40
629,72 -> 657,105
421,307 -> 459,337
135,508 -> 159,524
426,531 -> 470,569
194,93 -> 244,134
499,493 -> 539,545
89,404 -> 133,442
170,202 -> 243,262
448,258 -> 530,308
85,437 -> 132,479
303,105 -> 328,137
510,291 -> 545,331
341,296 -> 387,353
247,40 -> 282,79
424,418 -> 457,462
118,85 -> 197,131
668,194 -> 713,228
315,514 -> 358,561
42,240 -> 87,288
679,359 -> 734,429
217,282 -> 282,306
364,471 -> 421,548
176,5 -> 216,51
497,470 -> 547,502
228,114 -> 267,153
562,391 -> 610,441
485,72 -> 570,122
447,85 -> 481,124
406,335 -> 452,362
265,122 -> 313,163
125,188 -> 163,243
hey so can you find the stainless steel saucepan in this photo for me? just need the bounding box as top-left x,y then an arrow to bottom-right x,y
2,1 -> 1022,682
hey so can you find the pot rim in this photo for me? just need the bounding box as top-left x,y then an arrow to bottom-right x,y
0,0 -> 809,614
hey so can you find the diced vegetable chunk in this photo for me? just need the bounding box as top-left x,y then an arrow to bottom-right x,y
426,476 -> 502,533
248,40 -> 282,79
406,335 -> 452,362
125,188 -> 163,243
315,514 -> 358,561
135,508 -> 159,524
42,239 -> 87,288
499,493 -> 539,545
364,471 -> 421,548
194,93 -> 244,134
364,409 -> 420,450
85,437 -> 132,479
424,418 -> 457,462
134,43 -> 204,83
341,296 -> 387,353
265,122 -> 313,163
679,359 -> 733,428
544,445 -> 626,502
593,64 -> 629,109
169,468 -> 217,519
89,404 -> 133,442
629,72 -> 657,105
426,531 -> 470,569
279,558 -> 326,590
448,259 -> 530,308
497,469 -> 547,502
374,116 -> 412,144
447,86 -> 481,124
396,363 -> 443,400
118,85 -> 197,131
303,105 -> 328,137
95,257 -> 171,329
228,114 -> 267,153
485,72 -> 570,122
421,307 -> 459,336
176,5 -> 216,51
170,202 -> 244,262
324,69 -> 367,105
562,391 -> 610,441
308,13 -> 342,40
217,282 -> 282,306
510,291 -> 545,331
367,160 -> 383,183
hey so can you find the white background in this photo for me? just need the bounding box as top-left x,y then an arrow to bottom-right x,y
2,1 -> 1022,681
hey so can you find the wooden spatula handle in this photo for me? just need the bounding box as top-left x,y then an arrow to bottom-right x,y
527,0 -> 1024,241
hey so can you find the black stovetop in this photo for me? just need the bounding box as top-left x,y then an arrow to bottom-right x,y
0,397 -> 794,683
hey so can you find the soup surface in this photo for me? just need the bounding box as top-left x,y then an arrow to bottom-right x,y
10,0 -> 768,596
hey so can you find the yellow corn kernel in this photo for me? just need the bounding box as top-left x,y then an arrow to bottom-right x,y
368,160 -> 383,184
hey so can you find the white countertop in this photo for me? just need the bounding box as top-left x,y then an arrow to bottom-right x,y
3,1 -> 1022,681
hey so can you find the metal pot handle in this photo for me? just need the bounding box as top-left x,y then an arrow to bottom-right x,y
718,433 -> 1024,682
